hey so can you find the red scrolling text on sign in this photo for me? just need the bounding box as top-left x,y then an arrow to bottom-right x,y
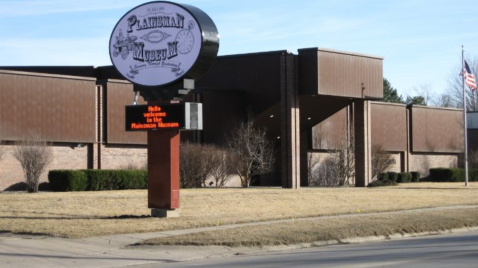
126,104 -> 184,131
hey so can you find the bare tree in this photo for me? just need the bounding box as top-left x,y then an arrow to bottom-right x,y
371,144 -> 394,180
409,83 -> 435,106
310,124 -> 393,186
433,93 -> 455,108
469,149 -> 478,169
307,152 -> 319,186
445,56 -> 478,111
179,141 -> 207,188
309,117 -> 355,187
308,153 -> 344,187
307,127 -> 324,185
328,131 -> 355,186
207,146 -> 235,188
311,158 -> 341,187
12,134 -> 53,193
228,118 -> 275,187
180,142 -> 236,188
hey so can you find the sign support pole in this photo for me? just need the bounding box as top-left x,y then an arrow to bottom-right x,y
110,2 -> 218,218
148,128 -> 181,217
462,45 -> 469,187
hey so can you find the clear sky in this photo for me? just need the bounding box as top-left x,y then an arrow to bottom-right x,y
1,0 -> 477,97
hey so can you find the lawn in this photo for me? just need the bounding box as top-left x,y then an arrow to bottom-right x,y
141,208 -> 478,247
0,183 -> 477,239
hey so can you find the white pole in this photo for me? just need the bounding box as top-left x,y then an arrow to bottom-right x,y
462,45 -> 469,187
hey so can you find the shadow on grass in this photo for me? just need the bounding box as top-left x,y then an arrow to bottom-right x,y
0,214 -> 151,220
2,182 -> 51,192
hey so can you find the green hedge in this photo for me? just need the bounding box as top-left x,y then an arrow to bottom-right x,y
397,172 -> 412,183
368,179 -> 397,187
411,172 -> 420,182
48,170 -> 88,192
429,168 -> 478,182
469,169 -> 478,181
387,172 -> 398,182
48,170 -> 148,191
378,173 -> 389,181
429,168 -> 464,182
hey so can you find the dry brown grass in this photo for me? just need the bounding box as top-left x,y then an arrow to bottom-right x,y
141,209 -> 478,247
0,182 -> 477,238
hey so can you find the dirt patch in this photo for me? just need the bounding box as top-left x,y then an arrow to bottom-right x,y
140,208 -> 478,247
0,182 -> 477,238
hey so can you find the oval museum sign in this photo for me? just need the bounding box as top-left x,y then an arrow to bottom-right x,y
109,1 -> 219,87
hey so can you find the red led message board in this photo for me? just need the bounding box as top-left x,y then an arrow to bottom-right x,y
125,102 -> 202,131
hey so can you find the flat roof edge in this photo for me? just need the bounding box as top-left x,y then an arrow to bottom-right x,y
370,101 -> 407,107
409,104 -> 463,112
0,69 -> 97,81
97,78 -> 132,84
218,49 -> 292,59
299,47 -> 384,60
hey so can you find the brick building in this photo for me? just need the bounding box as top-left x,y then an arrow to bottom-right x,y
0,48 -> 465,190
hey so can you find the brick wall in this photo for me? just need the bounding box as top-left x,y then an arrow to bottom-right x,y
0,142 -> 149,191
308,151 -> 356,185
387,153 -> 402,173
409,154 -> 458,177
307,151 -> 402,184
100,145 -> 147,169
0,143 -> 88,191
354,100 -> 372,186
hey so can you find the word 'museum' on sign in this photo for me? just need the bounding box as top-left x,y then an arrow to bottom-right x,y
109,1 -> 219,88
125,102 -> 202,131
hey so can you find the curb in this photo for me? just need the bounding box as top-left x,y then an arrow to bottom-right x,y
75,204 -> 478,249
214,226 -> 478,258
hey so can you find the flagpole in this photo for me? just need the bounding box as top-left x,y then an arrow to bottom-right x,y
462,45 -> 469,187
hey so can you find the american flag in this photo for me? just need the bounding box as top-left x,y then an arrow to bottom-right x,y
463,60 -> 477,91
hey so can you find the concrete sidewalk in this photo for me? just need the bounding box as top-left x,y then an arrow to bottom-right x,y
2,205 -> 478,268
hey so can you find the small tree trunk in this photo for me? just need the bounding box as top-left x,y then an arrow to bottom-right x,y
27,176 -> 39,193
242,176 -> 248,188
12,133 -> 53,193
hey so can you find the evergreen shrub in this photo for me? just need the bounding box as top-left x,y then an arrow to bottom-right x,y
48,169 -> 147,191
397,172 -> 412,183
387,172 -> 398,182
410,171 -> 420,182
48,170 -> 88,191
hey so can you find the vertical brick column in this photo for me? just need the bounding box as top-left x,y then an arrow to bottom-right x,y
280,53 -> 300,189
300,130 -> 309,187
354,100 -> 372,187
92,85 -> 103,169
404,108 -> 410,172
148,130 -> 180,213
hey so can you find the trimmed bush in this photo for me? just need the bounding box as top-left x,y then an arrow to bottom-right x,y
84,170 -> 148,190
48,169 -> 147,191
396,173 -> 403,183
378,173 -> 389,181
48,170 -> 88,191
368,179 -> 397,187
84,170 -> 116,191
429,168 -> 464,182
116,170 -> 148,189
429,168 -> 478,182
387,172 -> 398,182
397,172 -> 412,183
469,169 -> 478,182
411,172 -> 420,182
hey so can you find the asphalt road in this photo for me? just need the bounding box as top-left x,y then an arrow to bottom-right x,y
149,231 -> 478,268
